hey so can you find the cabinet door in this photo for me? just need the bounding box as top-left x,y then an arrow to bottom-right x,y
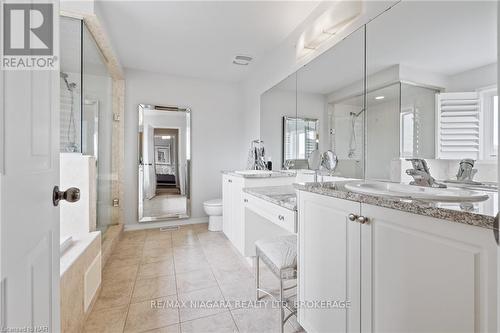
361,204 -> 498,333
222,175 -> 232,240
231,177 -> 245,253
298,191 -> 361,333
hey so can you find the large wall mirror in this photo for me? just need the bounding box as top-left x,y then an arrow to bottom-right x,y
366,1 -> 497,182
297,26 -> 366,178
260,73 -> 297,169
260,1 -> 497,185
138,104 -> 191,222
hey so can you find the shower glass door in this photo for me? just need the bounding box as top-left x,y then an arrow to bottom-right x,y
83,24 -> 113,232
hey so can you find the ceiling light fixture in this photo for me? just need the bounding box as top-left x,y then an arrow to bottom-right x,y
233,55 -> 253,66
375,96 -> 385,100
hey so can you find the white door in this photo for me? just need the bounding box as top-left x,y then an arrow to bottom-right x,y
297,191 -> 361,333
0,33 -> 61,333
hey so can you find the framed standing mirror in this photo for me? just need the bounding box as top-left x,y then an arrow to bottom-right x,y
138,104 -> 191,222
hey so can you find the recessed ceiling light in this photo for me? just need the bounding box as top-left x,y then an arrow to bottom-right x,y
233,55 -> 253,66
375,96 -> 385,100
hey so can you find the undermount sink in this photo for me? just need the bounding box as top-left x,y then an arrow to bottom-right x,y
344,181 -> 489,203
234,170 -> 273,176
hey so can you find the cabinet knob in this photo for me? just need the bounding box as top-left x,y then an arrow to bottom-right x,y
228,179 -> 232,183
243,198 -> 248,203
356,215 -> 368,224
348,213 -> 358,221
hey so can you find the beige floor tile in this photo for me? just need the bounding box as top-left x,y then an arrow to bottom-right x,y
174,252 -> 210,274
94,279 -> 134,310
102,264 -> 139,284
146,230 -> 175,241
172,235 -> 200,248
143,245 -> 174,260
144,324 -> 180,333
121,230 -> 147,242
231,306 -> 281,333
180,311 -> 237,333
124,295 -> 179,333
212,263 -> 254,286
138,258 -> 175,280
142,252 -> 175,265
84,305 -> 128,333
178,287 -> 227,322
144,237 -> 173,250
219,279 -> 256,309
132,275 -> 177,303
106,256 -> 143,270
175,269 -> 218,294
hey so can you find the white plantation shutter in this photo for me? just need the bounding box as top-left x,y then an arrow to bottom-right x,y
435,92 -> 480,159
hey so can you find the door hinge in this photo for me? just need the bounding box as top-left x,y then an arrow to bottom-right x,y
113,198 -> 120,207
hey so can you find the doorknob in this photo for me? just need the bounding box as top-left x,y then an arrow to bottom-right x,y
53,186 -> 80,206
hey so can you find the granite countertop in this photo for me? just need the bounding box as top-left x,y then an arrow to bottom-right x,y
222,170 -> 295,178
295,181 -> 498,231
243,185 -> 297,211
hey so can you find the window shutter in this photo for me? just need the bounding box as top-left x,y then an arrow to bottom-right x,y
435,92 -> 480,159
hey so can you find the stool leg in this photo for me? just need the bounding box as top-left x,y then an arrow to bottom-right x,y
279,271 -> 285,333
255,256 -> 260,300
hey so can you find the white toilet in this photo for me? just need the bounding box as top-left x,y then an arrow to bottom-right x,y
203,199 -> 223,231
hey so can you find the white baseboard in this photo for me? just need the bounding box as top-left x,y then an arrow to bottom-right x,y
124,217 -> 209,231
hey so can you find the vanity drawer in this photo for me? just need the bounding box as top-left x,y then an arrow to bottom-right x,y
243,193 -> 296,233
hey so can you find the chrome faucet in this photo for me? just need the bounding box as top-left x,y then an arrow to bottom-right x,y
405,159 -> 446,188
456,159 -> 478,182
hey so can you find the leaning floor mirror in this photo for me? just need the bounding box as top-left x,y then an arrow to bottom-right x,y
138,104 -> 191,222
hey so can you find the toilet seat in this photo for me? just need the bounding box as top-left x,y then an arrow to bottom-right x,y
204,199 -> 222,207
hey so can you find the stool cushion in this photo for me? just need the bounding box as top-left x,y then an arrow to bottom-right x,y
255,235 -> 297,277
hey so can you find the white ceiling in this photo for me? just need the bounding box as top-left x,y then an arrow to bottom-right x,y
96,1 -> 321,82
280,1 -> 497,95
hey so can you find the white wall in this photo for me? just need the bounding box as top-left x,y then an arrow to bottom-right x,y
124,68 -> 245,225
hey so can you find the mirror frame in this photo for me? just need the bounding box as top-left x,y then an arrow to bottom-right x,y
282,116 -> 320,168
138,104 -> 192,223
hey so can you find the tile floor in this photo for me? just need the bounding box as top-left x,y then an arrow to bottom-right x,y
84,223 -> 303,333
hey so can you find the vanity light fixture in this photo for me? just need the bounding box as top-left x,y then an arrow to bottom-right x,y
375,96 -> 385,100
233,55 -> 253,66
161,135 -> 171,140
303,14 -> 360,51
297,1 -> 362,59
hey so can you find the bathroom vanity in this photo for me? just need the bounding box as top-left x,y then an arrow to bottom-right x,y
296,181 -> 498,333
221,171 -> 295,254
242,186 -> 297,257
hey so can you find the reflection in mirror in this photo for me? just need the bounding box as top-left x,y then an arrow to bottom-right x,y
297,26 -> 365,177
138,104 -> 191,222
260,73 -> 297,169
366,1 -> 497,184
283,117 -> 319,168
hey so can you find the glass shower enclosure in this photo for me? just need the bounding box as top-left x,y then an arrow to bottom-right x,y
60,16 -> 114,233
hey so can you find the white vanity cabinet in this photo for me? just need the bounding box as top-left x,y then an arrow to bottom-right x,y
297,190 -> 498,333
222,173 -> 293,254
360,203 -> 498,333
297,191 -> 361,333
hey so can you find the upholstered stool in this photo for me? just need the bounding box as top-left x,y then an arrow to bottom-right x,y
255,234 -> 297,333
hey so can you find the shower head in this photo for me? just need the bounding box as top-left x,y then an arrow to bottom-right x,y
60,71 -> 77,92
